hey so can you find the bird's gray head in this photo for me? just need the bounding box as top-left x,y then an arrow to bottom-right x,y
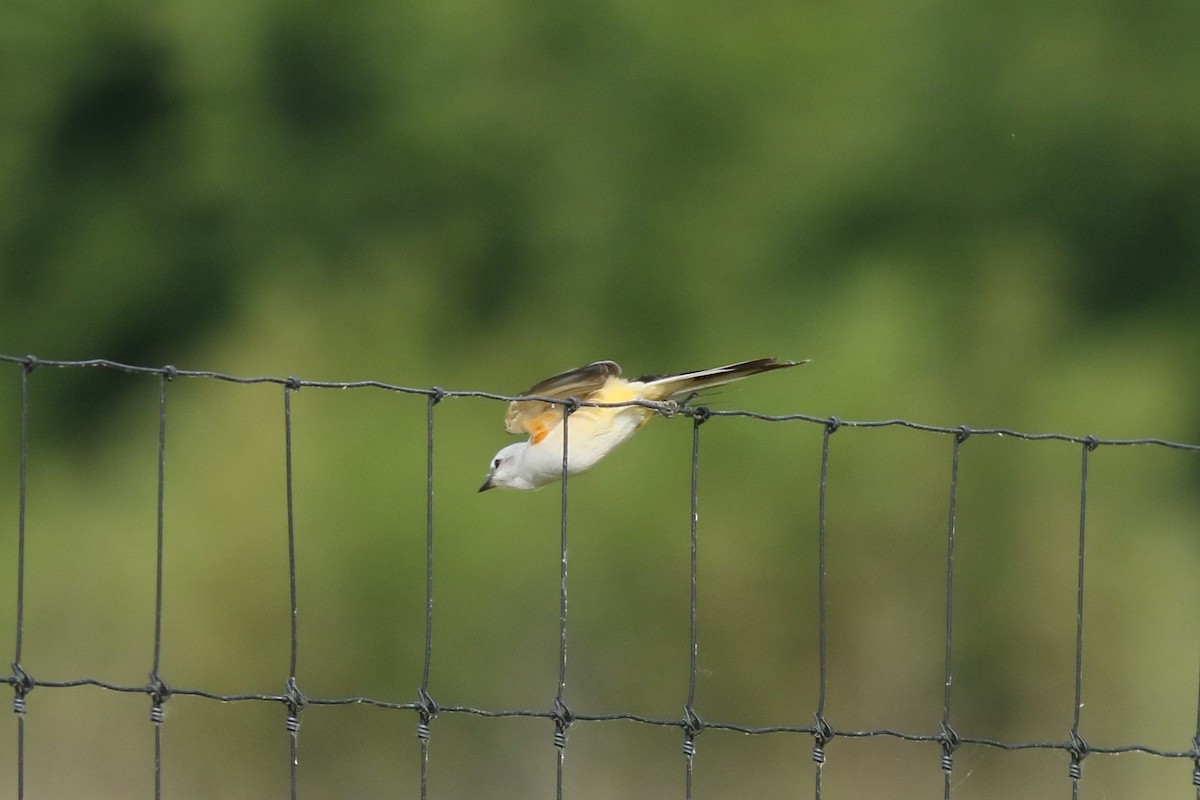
479,442 -> 537,491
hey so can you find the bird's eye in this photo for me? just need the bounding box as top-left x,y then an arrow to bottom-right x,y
493,458 -> 502,468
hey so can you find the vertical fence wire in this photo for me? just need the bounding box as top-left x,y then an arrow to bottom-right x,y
417,390 -> 442,798
940,429 -> 967,798
554,400 -> 575,799
1068,439 -> 1097,797
283,382 -> 304,800
149,370 -> 173,799
811,419 -> 838,799
10,361 -> 32,800
1194,650 -> 1200,800
682,409 -> 709,798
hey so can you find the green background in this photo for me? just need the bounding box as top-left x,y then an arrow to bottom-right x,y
2,0 -> 1199,797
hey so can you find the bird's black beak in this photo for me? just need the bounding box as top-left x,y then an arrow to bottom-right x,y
478,478 -> 494,492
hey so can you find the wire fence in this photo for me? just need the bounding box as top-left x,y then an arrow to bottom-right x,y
3,353 -> 1200,799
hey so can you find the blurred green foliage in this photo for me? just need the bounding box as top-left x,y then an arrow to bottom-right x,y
2,0 -> 1199,797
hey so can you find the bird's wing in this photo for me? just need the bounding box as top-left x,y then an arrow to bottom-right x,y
504,361 -> 622,439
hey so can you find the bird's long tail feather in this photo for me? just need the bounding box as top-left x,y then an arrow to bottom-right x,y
639,357 -> 805,401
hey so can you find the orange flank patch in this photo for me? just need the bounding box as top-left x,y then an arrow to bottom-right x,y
532,427 -> 551,445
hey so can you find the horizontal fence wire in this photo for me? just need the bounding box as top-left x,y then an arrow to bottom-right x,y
3,353 -> 1200,800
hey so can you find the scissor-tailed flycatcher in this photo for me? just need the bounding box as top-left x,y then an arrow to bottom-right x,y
479,357 -> 805,491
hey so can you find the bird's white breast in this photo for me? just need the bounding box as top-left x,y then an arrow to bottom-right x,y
522,405 -> 649,487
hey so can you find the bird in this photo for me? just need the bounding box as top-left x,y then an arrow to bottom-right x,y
479,357 -> 805,491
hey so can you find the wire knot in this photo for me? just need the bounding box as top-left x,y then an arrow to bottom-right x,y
285,375 -> 302,392
812,712 -> 834,744
417,687 -> 439,719
691,406 -> 711,426
810,713 -> 834,764
416,687 -> 438,741
283,678 -> 306,731
657,399 -> 682,418
1066,729 -> 1088,779
10,662 -> 35,714
681,705 -> 704,756
22,355 -> 39,373
428,386 -> 446,405
664,390 -> 702,418
1083,434 -> 1099,451
939,721 -> 960,772
824,416 -> 842,434
147,672 -> 172,707
955,425 -> 972,443
161,364 -> 178,381
562,397 -> 581,417
552,696 -> 574,749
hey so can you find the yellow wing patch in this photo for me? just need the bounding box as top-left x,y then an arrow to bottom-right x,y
595,381 -> 656,429
590,381 -> 642,405
504,361 -> 622,437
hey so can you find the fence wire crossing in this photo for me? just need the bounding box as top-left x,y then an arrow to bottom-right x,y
3,354 -> 1200,799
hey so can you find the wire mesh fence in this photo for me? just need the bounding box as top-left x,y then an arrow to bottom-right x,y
3,353 -> 1200,799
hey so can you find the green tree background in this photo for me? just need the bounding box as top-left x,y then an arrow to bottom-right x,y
1,1 -> 1199,797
